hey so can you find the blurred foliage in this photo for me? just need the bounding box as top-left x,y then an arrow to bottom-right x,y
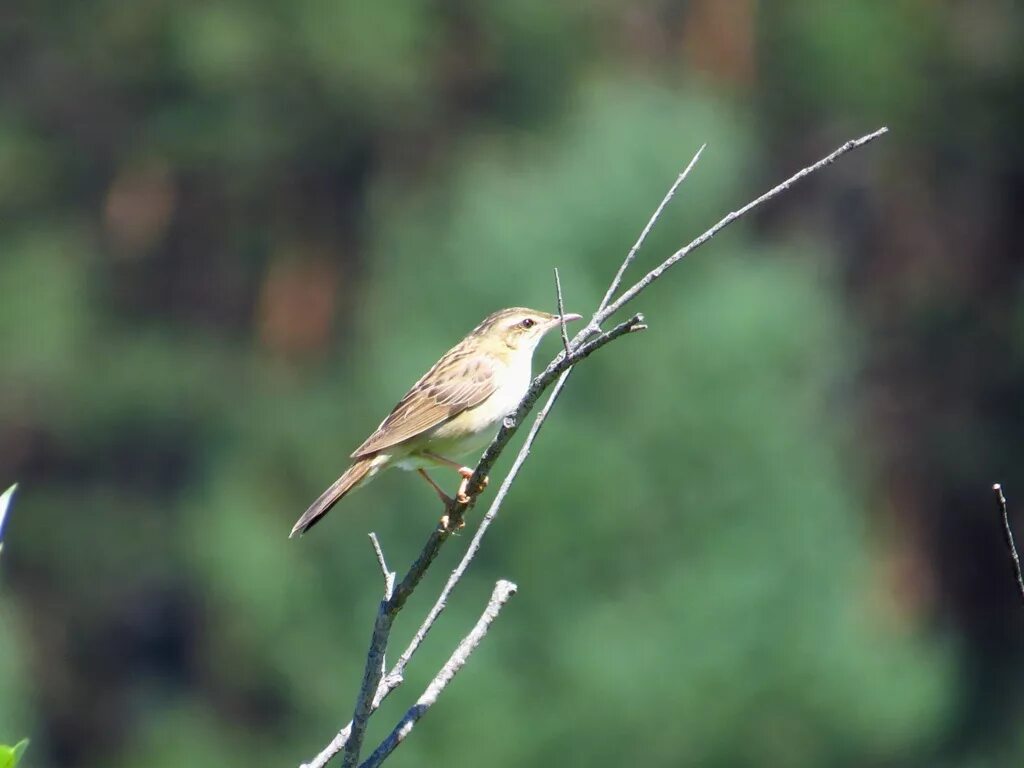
1,1 -> 1023,767
0,740 -> 29,768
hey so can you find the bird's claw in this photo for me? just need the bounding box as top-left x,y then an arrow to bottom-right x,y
437,467 -> 490,530
439,511 -> 466,532
456,470 -> 489,504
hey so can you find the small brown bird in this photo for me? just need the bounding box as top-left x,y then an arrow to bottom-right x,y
290,307 -> 581,537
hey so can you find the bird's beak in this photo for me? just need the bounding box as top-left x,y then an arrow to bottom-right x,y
555,313 -> 583,325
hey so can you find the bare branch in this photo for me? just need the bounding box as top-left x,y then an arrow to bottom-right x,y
318,316 -> 644,768
302,718 -> 354,767
368,533 -> 395,600
358,581 -> 518,768
553,268 -> 571,357
597,143 -> 706,314
994,483 -> 1024,604
300,127 -> 888,768
592,127 -> 889,328
340,601 -> 394,768
390,363 -> 576,683
300,367 -> 577,768
464,313 -> 646,513
335,537 -> 398,768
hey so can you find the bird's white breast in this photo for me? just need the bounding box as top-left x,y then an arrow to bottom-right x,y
483,353 -> 532,424
419,353 -> 532,460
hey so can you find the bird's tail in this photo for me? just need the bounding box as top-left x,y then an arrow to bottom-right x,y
290,456 -> 377,538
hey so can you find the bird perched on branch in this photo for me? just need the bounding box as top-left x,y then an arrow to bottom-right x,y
290,307 -> 582,537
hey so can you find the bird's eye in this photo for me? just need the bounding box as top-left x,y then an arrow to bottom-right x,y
520,318 -> 536,329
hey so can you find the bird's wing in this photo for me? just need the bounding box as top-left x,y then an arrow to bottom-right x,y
351,349 -> 498,457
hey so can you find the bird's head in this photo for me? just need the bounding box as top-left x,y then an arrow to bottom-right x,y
472,307 -> 583,354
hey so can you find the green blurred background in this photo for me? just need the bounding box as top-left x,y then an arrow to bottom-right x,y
2,2 -> 1023,766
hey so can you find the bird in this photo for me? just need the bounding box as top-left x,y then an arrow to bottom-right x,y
290,307 -> 582,537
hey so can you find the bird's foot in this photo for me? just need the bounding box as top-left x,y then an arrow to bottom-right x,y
456,468 -> 489,504
439,508 -> 466,532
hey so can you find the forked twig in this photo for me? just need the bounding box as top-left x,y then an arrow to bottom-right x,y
328,314 -> 645,768
597,143 -> 706,314
300,370 -> 577,768
358,581 -> 518,768
591,128 -> 888,328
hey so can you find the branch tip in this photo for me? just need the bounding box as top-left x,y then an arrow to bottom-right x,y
994,483 -> 1024,605
596,141 -> 707,314
553,267 -> 571,357
368,532 -> 395,600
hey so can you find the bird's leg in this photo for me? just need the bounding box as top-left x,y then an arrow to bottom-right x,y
422,451 -> 490,504
417,469 -> 463,532
422,450 -> 470,473
417,469 -> 453,506
455,467 -> 490,505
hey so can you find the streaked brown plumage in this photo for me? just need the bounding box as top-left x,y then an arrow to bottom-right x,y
290,307 -> 581,537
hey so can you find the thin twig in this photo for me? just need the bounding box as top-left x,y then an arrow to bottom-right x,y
358,581 -> 518,768
340,601 -> 394,768
553,268 -> 571,357
994,484 -> 1024,604
300,127 -> 888,768
368,533 -> 395,601
591,128 -> 889,329
596,144 -> 706,314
